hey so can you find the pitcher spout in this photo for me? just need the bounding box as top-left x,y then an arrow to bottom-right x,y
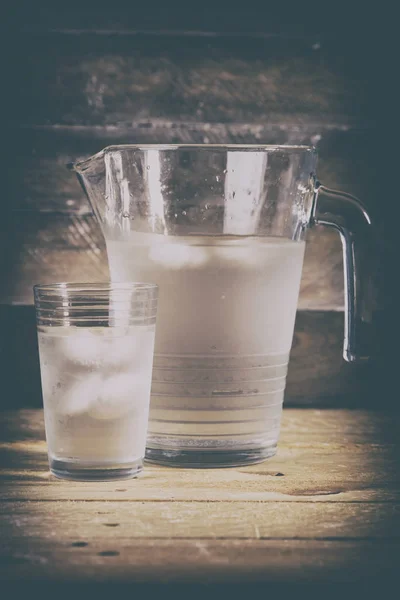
71,149 -> 107,225
71,145 -> 170,236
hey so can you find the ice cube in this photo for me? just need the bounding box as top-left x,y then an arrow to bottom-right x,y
149,242 -> 208,269
102,333 -> 140,367
88,373 -> 150,420
61,330 -> 103,366
214,243 -> 261,269
103,328 -> 155,370
59,373 -> 102,416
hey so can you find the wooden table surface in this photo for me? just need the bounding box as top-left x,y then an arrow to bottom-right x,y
1,408 -> 399,590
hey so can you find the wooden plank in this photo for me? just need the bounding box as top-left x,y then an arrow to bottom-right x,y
1,409 -> 398,501
1,468 -> 399,503
0,214 -> 109,305
0,308 -> 376,410
2,500 -> 399,540
8,32 -> 374,127
1,537 -> 398,584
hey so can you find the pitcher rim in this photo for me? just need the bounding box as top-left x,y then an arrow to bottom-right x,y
73,144 -> 316,170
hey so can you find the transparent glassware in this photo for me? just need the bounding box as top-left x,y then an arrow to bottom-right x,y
34,282 -> 158,480
73,145 -> 373,467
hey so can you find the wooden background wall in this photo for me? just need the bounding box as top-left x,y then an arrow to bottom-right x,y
1,3 -> 393,409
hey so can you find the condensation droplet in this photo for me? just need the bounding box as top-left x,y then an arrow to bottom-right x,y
182,210 -> 187,216
122,212 -> 130,218
146,166 -> 150,170
174,213 -> 178,218
223,169 -> 227,174
216,175 -> 220,182
232,191 -> 236,198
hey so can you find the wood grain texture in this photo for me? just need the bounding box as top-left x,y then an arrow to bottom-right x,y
1,538 -> 398,585
0,307 -> 379,411
9,32 -> 375,127
0,408 -> 399,585
0,214 -> 109,305
3,500 -> 399,539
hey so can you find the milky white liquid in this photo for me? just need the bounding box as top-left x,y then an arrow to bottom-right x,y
107,234 -> 305,458
38,325 -> 155,475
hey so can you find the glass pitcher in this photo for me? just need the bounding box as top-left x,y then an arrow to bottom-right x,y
73,145 -> 372,467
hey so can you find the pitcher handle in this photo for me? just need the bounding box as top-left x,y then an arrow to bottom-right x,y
311,182 -> 374,362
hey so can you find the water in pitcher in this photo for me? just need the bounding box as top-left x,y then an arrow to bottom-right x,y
107,233 -> 305,463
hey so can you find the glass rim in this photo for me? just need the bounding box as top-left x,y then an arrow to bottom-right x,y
102,143 -> 316,153
33,282 -> 158,294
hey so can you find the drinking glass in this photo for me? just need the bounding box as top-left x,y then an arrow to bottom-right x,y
34,282 -> 158,480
